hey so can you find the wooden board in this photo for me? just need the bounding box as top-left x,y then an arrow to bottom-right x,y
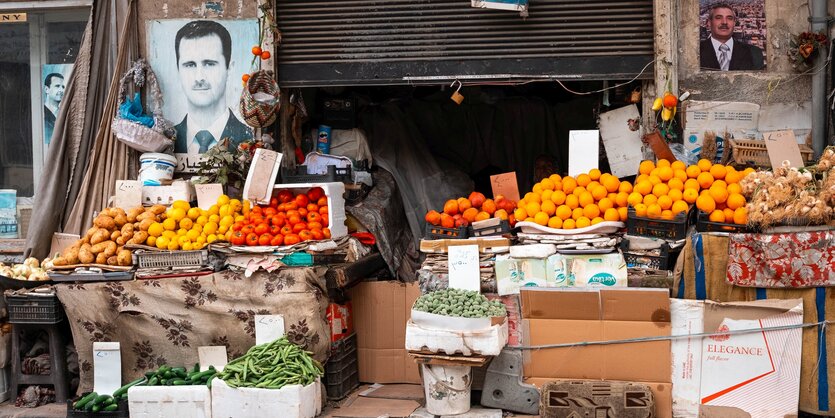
408,351 -> 491,367
419,237 -> 511,254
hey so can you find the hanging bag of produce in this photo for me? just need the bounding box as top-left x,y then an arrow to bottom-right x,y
239,70 -> 280,129
111,59 -> 175,153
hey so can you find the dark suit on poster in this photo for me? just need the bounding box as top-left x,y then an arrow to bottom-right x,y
700,38 -> 764,71
173,109 -> 253,153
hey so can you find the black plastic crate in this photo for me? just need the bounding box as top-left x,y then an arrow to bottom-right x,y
695,211 -> 753,233
620,240 -> 679,271
326,333 -> 358,400
425,224 -> 469,240
329,333 -> 357,364
469,219 -> 511,237
326,370 -> 359,400
67,394 -> 129,418
626,206 -> 692,241
6,294 -> 63,324
281,165 -> 352,184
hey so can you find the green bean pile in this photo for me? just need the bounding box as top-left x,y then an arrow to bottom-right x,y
413,288 -> 507,318
217,337 -> 323,389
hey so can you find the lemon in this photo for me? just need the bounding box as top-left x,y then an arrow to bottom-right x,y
168,207 -> 186,222
196,215 -> 209,226
207,234 -> 218,244
219,215 -> 234,227
177,228 -> 188,236
217,194 -> 231,206
209,214 -> 220,224
172,200 -> 191,211
148,222 -> 164,237
218,225 -> 229,235
146,236 -> 157,247
167,240 -> 179,251
186,229 -> 201,242
178,236 -> 191,246
156,236 -> 169,249
162,218 -> 177,231
203,222 -> 218,235
182,242 -> 194,251
234,215 -> 245,223
162,230 -> 176,239
180,218 -> 193,230
187,207 -> 201,221
208,204 -> 220,216
242,200 -> 252,216
194,236 -> 206,247
229,199 -> 242,213
219,204 -> 231,217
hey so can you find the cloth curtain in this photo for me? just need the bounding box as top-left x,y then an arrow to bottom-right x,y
25,0 -> 136,258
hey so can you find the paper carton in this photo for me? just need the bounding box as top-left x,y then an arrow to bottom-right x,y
545,253 -> 627,288
682,101 -> 760,162
349,281 -> 421,384
671,298 -> 803,418
495,255 -> 549,295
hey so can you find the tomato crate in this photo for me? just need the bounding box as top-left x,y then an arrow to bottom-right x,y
6,293 -> 63,324
695,211 -> 754,233
273,182 -> 347,239
425,224 -> 469,240
626,206 -> 692,241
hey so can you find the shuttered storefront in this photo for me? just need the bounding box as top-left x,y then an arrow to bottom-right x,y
276,0 -> 654,87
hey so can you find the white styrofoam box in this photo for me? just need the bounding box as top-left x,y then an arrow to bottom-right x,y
128,385 -> 211,418
211,378 -> 321,418
405,319 -> 508,356
143,180 -> 196,206
273,182 -> 346,239
671,299 -> 705,418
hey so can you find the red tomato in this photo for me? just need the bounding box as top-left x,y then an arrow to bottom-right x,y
322,228 -> 331,239
307,187 -> 324,202
245,233 -> 259,246
307,212 -> 321,224
298,208 -> 308,217
298,230 -> 313,241
294,194 -> 309,208
280,225 -> 293,236
293,222 -> 308,233
270,235 -> 284,246
318,206 -> 328,215
306,203 -> 319,213
284,234 -> 301,245
264,207 -> 277,217
232,222 -> 244,232
317,196 -> 328,206
310,229 -> 324,240
287,214 -> 302,226
270,215 -> 285,227
254,223 -> 270,235
285,202 -> 298,211
241,225 -> 255,235
258,234 -> 273,246
307,222 -> 323,231
230,231 -> 245,245
269,197 -> 279,208
278,190 -> 294,203
251,206 -> 262,216
269,224 -> 282,235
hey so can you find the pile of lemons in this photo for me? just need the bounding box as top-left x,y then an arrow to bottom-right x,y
144,195 -> 244,251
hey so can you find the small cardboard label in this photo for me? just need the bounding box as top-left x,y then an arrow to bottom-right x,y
490,172 -> 520,202
114,180 -> 142,209
93,342 -> 121,396
568,130 -> 599,176
243,149 -> 282,205
254,314 -> 285,345
50,233 -> 80,258
764,130 -> 804,169
198,346 -> 228,372
195,183 -> 224,210
448,245 -> 481,292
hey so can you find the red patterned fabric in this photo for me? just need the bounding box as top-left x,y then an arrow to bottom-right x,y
726,231 -> 835,288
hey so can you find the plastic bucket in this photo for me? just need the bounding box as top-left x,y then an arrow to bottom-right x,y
139,153 -> 177,186
422,364 -> 472,415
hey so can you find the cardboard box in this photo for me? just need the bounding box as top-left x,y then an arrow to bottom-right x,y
326,302 -> 353,343
682,101 -> 759,162
671,298 -> 803,418
349,281 -> 421,384
525,378 -> 672,418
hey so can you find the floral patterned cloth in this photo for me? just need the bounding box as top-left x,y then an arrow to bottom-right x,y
726,231 -> 835,288
55,267 -> 329,394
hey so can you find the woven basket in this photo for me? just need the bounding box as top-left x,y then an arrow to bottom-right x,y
240,70 -> 280,129
111,59 -> 174,153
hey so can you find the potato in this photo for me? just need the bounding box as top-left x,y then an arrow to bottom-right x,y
136,211 -> 156,222
127,207 -> 144,223
121,223 -> 134,236
81,236 -> 91,245
85,226 -> 98,239
112,207 -> 126,218
103,241 -> 118,257
64,247 -> 80,265
117,250 -> 132,266
95,253 -> 108,264
138,218 -> 154,231
94,215 -> 116,230
90,229 -> 110,245
79,247 -> 94,264
116,235 -> 129,246
110,230 -> 121,241
90,242 -> 109,254
52,257 -> 68,266
113,213 -> 128,227
128,231 -> 149,245
106,256 -> 118,266
149,204 -> 166,215
98,207 -> 115,218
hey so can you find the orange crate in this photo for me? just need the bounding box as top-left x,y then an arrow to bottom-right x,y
730,139 -> 814,168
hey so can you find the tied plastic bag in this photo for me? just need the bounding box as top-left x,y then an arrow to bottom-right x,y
670,143 -> 698,166
118,92 -> 154,128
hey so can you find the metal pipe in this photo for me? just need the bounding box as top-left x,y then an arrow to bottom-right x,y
811,0 -> 828,157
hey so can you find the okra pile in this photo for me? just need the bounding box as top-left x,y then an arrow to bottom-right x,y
413,288 -> 506,318
217,337 -> 323,389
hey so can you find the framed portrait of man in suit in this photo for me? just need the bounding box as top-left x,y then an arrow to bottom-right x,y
699,0 -> 767,72
148,19 -> 258,172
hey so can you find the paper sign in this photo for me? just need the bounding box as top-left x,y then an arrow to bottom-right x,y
490,172 -> 520,202
243,149 -> 282,205
599,105 -> 644,178
198,346 -> 228,372
50,233 -> 80,258
93,342 -> 121,396
568,130 -> 599,177
254,314 -> 285,345
114,180 -> 142,209
764,130 -> 804,169
447,245 -> 480,292
195,183 -> 224,210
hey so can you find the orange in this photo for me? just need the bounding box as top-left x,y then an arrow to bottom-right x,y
457,198 -> 472,212
661,210 -> 674,220
674,169 -> 689,182
726,193 -> 745,210
652,183 -> 670,198
533,212 -> 549,226
615,192 -> 629,208
540,178 -> 556,191
709,164 -> 727,180
598,197 -> 614,212
573,186 -> 587,197
525,192 -> 541,204
658,166 -> 674,182
636,174 -> 649,184
697,159 -> 713,172
583,204 -> 601,219
668,178 -> 685,191
590,186 -> 608,201
658,195 -> 673,210
532,183 -> 543,194
650,168 -> 660,178
604,208 -> 620,222
683,189 -> 699,204
548,217 -> 563,229
549,174 -> 563,185
591,217 -> 605,225
634,180 -> 653,196
602,176 -> 621,193
648,175 -> 662,186
672,200 -> 689,215
684,178 -> 700,191
727,183 -> 742,196
643,194 -> 658,206
562,177 -> 578,194
462,208 -> 479,222
709,186 -> 729,204
541,200 -> 557,216
541,190 -> 553,203
634,203 -> 648,217
563,219 -> 576,230
608,192 -> 618,202
566,194 -> 580,209
671,160 -> 686,171
696,194 -> 716,213
525,201 -> 541,216
576,217 -> 591,229
697,172 -> 715,189
577,174 -> 592,187
723,208 -> 736,222
588,168 -> 602,181
657,159 -> 671,168
647,204 -> 663,219
733,207 -> 748,225
713,180 -> 727,190
619,181 -> 633,194
617,206 -> 628,221
556,205 -> 572,220
514,208 -> 528,221
743,167 -> 756,176
725,170 -> 742,184
627,192 -> 644,206
572,208 -> 585,220
639,160 -> 655,175
578,191 -> 594,208
686,165 -> 702,179
551,190 -> 567,205
443,200 -> 460,215
709,210 -> 725,223
668,189 -> 683,202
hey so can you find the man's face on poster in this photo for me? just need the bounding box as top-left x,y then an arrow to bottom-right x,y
177,34 -> 228,109
709,7 -> 736,42
46,75 -> 65,103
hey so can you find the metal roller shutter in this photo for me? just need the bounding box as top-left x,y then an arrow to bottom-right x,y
276,0 -> 654,87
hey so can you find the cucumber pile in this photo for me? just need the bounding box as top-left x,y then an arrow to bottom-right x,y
413,288 -> 507,318
142,364 -> 217,387
70,376 -> 144,413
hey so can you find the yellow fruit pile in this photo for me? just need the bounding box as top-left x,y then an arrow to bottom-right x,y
514,169 -> 630,230
144,195 -> 244,251
632,159 -> 754,225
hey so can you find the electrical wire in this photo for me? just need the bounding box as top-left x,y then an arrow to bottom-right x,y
553,59 -> 658,95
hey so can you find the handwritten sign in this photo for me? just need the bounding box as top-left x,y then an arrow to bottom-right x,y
243,149 -> 282,205
568,130 -> 599,177
490,172 -> 520,202
114,180 -> 142,209
763,130 -> 804,169
198,346 -> 228,372
254,314 -> 286,345
93,342 -> 121,396
448,245 -> 480,292
195,183 -> 224,210
50,233 -> 80,258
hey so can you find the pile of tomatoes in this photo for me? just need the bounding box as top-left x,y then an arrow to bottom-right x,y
227,187 -> 332,247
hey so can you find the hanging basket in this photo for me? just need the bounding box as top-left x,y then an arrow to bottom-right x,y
240,70 -> 280,129
111,59 -> 175,153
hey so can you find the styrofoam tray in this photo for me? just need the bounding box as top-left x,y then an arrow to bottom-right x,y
516,221 -> 625,235
128,385 -> 211,418
405,319 -> 508,356
211,378 -> 321,418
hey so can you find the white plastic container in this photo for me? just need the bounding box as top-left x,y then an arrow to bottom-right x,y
139,153 -> 177,186
128,385 -> 211,418
211,378 -> 321,418
422,364 -> 472,415
405,319 -> 508,356
142,180 -> 196,206
273,182 -> 347,239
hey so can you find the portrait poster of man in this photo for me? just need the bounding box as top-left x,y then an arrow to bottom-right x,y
42,64 -> 73,145
147,19 -> 258,172
699,0 -> 766,72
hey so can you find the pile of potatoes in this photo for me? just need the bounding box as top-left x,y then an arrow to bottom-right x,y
52,205 -> 166,267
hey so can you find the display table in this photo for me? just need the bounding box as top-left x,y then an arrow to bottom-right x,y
55,267 -> 330,393
676,232 -> 835,416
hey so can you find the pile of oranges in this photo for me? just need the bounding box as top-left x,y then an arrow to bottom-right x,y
425,192 -> 518,229
513,169 -> 630,230
631,159 -> 753,225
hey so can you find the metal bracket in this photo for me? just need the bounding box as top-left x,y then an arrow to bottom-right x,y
807,16 -> 834,24
479,349 -> 540,414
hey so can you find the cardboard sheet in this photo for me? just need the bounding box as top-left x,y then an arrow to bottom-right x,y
359,384 -> 424,401
330,397 -> 420,417
599,105 -> 644,178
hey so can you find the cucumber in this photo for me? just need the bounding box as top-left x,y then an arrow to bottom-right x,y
103,404 -> 119,412
74,392 -> 97,410
148,376 -> 159,386
113,376 -> 146,398
171,379 -> 188,385
192,363 -> 200,373
91,394 -> 112,407
92,404 -> 101,412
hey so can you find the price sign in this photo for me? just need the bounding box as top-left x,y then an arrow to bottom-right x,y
254,314 -> 286,345
198,346 -> 228,372
490,172 -> 520,202
114,180 -> 142,209
195,183 -> 224,210
448,245 -> 480,292
764,130 -> 804,169
93,342 -> 122,395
